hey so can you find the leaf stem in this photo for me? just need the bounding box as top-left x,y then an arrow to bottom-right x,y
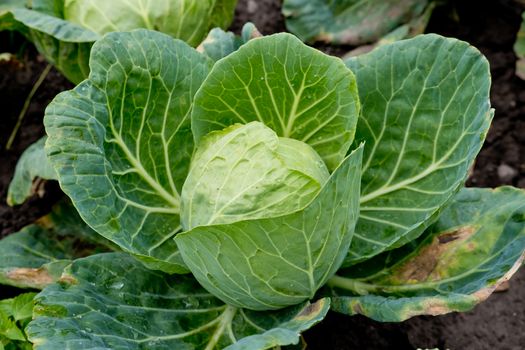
205,305 -> 238,350
328,275 -> 430,294
327,275 -> 379,295
6,64 -> 52,150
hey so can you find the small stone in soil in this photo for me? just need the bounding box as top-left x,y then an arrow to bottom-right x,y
497,163 -> 518,182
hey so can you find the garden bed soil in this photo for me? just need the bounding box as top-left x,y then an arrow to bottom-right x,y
1,0 -> 524,349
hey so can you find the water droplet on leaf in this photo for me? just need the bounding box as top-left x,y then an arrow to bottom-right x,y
109,281 -> 124,290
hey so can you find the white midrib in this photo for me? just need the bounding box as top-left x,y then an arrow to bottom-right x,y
107,110 -> 180,212
205,306 -> 238,350
359,162 -> 442,204
360,125 -> 473,205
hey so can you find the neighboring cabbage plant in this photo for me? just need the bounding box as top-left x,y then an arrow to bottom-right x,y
0,0 -> 238,83
514,11 -> 525,79
13,29 -> 525,349
282,0 -> 436,47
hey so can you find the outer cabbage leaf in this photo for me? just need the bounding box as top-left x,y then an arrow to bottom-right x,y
343,34 -> 493,265
192,33 -> 360,171
26,253 -> 330,350
44,30 -> 210,273
0,201 -> 112,289
181,122 -> 329,229
7,137 -> 56,206
11,8 -> 98,42
328,187 -> 525,322
176,145 -> 362,310
282,0 -> 429,45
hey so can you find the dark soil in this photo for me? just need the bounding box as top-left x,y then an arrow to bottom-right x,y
0,32 -> 68,238
0,0 -> 524,349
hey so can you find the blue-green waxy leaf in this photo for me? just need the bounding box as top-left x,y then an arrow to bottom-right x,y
26,253 -> 329,350
197,27 -> 240,62
7,137 -> 56,206
44,30 -> 210,273
197,23 -> 261,63
181,122 -> 329,229
176,145 -> 362,310
282,0 -> 429,45
11,8 -> 99,42
328,187 -> 525,322
343,34 -> 493,266
192,33 -> 360,171
0,201 -> 112,289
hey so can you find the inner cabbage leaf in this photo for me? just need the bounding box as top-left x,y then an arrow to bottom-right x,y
181,122 -> 330,229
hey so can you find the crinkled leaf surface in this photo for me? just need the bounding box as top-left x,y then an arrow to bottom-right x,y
181,122 -> 329,229
328,187 -> 525,322
0,201 -> 112,289
282,0 -> 429,45
26,253 -> 329,350
343,34 -> 492,266
45,29 -> 210,273
7,137 -> 56,206
176,145 -> 362,310
192,33 -> 360,171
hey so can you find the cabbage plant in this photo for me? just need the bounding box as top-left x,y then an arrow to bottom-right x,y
0,0 -> 237,83
19,29 -> 525,349
282,0 -> 436,46
514,11 -> 525,79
